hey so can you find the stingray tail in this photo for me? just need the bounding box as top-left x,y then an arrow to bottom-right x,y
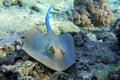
45,7 -> 52,33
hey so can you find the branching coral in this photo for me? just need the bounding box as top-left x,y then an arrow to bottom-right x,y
73,10 -> 91,27
73,0 -> 114,27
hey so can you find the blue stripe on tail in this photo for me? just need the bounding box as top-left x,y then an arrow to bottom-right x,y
45,7 -> 52,33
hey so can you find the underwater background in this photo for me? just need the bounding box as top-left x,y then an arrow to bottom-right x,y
0,0 -> 120,80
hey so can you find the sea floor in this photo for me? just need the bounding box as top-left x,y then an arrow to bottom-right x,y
0,0 -> 120,80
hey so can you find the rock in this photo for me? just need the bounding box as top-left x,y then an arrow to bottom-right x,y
3,0 -> 19,7
73,31 -> 96,49
107,69 -> 120,80
16,45 -> 21,51
113,18 -> 120,45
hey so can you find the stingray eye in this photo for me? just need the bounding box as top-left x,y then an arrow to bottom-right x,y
47,45 -> 65,59
47,45 -> 60,56
61,49 -> 66,56
47,46 -> 55,56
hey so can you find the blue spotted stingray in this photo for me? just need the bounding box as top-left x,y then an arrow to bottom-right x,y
23,7 -> 75,71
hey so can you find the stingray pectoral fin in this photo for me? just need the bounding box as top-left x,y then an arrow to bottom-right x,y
23,27 -> 48,50
23,27 -> 50,63
58,33 -> 75,70
59,33 -> 75,55
25,27 -> 38,41
23,27 -> 38,50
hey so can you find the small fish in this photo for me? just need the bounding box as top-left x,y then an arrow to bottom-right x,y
23,7 -> 75,71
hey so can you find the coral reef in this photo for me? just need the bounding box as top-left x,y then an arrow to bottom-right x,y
73,32 -> 115,64
0,0 -> 120,80
113,18 -> 120,45
3,0 -> 19,7
107,69 -> 120,80
73,11 -> 91,27
73,0 -> 114,27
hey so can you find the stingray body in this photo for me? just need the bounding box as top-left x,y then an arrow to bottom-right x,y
23,7 -> 75,71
